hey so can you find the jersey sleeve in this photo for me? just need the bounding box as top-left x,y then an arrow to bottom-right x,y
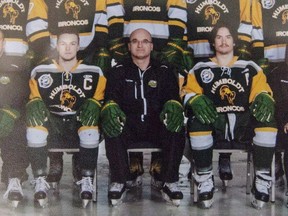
107,0 -> 125,40
83,0 -> 110,54
181,69 -> 204,105
29,78 -> 42,100
238,0 -> 253,45
249,63 -> 272,103
26,0 -> 50,57
93,74 -> 107,102
251,0 -> 264,60
167,0 -> 187,39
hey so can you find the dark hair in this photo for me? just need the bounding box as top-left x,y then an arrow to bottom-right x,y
209,22 -> 238,51
56,27 -> 80,42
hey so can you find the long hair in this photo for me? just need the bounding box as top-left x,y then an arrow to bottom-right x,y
209,22 -> 238,52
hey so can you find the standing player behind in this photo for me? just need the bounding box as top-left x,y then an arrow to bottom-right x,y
182,22 -> 276,209
0,0 -> 32,186
102,28 -> 185,206
26,0 -> 125,71
0,1 -> 30,57
26,28 -> 106,208
185,0 -> 255,186
122,0 -> 188,190
0,30 -> 30,208
251,0 -> 288,188
26,0 -> 124,186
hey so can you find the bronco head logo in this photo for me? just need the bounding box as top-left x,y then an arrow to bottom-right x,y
220,85 -> 236,105
65,0 -> 81,19
205,5 -> 220,25
60,90 -> 76,108
3,3 -> 19,25
146,0 -> 152,5
282,10 -> 288,25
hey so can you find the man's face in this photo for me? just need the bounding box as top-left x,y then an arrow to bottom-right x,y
128,29 -> 153,60
0,32 -> 5,57
57,33 -> 79,61
214,27 -> 234,55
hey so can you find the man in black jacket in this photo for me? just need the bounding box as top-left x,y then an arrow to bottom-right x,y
101,28 -> 185,206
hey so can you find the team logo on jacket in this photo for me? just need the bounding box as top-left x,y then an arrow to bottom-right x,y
261,0 -> 275,9
38,74 -> 53,88
205,5 -> 220,25
2,3 -> 19,25
60,90 -> 76,108
65,0 -> 81,19
148,80 -> 157,88
0,76 -> 10,85
200,68 -> 214,83
219,85 -> 235,105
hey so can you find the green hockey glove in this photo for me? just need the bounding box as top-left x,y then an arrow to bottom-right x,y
236,43 -> 252,60
0,108 -> 20,138
250,92 -> 275,123
161,38 -> 186,65
93,47 -> 111,75
78,98 -> 101,126
26,98 -> 50,127
160,100 -> 184,133
186,94 -> 218,125
108,38 -> 129,63
180,47 -> 194,76
100,101 -> 126,138
257,58 -> 270,76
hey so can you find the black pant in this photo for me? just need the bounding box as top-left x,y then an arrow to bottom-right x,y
0,114 -> 29,181
105,120 -> 185,183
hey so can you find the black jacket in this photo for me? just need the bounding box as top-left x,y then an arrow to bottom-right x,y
105,57 -> 180,123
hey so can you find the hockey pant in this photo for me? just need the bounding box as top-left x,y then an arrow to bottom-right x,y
187,112 -> 277,172
26,116 -> 100,177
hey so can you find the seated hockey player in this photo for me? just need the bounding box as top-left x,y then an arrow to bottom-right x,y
25,28 -> 106,208
0,29 -> 30,208
182,22 -> 277,209
101,28 -> 185,206
267,61 -> 288,191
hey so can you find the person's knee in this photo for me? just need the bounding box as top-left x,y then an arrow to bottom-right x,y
253,127 -> 277,148
78,126 -> 100,148
26,126 -> 48,147
189,132 -> 213,150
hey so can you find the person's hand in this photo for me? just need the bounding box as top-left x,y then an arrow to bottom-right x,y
284,123 -> 288,134
250,92 -> 275,123
78,98 -> 101,126
93,47 -> 111,75
26,98 -> 49,127
178,47 -> 194,78
100,101 -> 126,138
257,58 -> 270,76
236,43 -> 251,60
160,100 -> 184,132
186,94 -> 218,124
0,108 -> 20,138
161,38 -> 186,65
108,38 -> 129,63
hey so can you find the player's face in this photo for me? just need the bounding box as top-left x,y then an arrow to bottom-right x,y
128,29 -> 153,60
214,27 -> 234,55
57,33 -> 79,61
